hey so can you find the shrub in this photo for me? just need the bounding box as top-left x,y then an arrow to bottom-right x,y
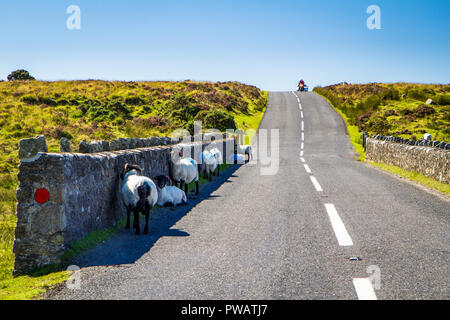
195,109 -> 236,132
7,69 -> 35,81
414,104 -> 435,118
436,95 -> 450,105
21,95 -> 39,105
125,96 -> 146,105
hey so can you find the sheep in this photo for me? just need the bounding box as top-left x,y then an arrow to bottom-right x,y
153,175 -> 188,207
120,163 -> 158,235
199,150 -> 217,181
228,153 -> 245,164
169,148 -> 199,195
423,133 -> 432,141
209,147 -> 223,176
237,144 -> 253,163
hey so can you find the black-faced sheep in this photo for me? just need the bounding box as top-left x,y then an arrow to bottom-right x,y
120,163 -> 158,235
169,149 -> 200,195
237,144 -> 253,163
153,175 -> 188,207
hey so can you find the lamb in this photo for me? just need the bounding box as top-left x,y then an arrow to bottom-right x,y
199,150 -> 218,181
169,148 -> 200,195
153,175 -> 187,206
209,147 -> 223,176
237,144 -> 253,163
120,163 -> 158,235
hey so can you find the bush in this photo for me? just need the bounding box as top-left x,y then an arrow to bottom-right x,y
436,95 -> 450,105
415,104 -> 435,118
195,109 -> 236,132
7,69 -> 35,81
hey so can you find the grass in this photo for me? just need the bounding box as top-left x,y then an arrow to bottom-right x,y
368,161 -> 450,195
0,80 -> 268,299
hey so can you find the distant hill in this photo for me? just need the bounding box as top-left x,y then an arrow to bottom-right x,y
0,80 -> 267,174
314,83 -> 450,142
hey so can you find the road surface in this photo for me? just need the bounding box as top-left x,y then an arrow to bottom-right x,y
50,92 -> 449,300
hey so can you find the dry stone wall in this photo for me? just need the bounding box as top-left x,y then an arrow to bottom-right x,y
13,136 -> 235,274
365,138 -> 450,184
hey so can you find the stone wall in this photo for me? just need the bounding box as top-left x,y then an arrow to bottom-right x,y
365,138 -> 450,184
13,137 -> 235,274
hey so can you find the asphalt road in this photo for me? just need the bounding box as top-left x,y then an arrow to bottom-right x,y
50,92 -> 449,300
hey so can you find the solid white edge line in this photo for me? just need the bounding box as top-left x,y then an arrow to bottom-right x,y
310,176 -> 323,192
353,278 -> 377,300
304,164 -> 311,173
324,204 -> 353,246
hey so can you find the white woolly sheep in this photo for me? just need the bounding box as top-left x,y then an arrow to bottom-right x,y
423,133 -> 432,141
120,163 -> 158,235
199,150 -> 217,181
170,149 -> 200,195
153,175 -> 187,207
209,147 -> 223,176
237,144 -> 253,162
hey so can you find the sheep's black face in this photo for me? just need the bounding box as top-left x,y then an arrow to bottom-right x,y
121,163 -> 143,180
153,175 -> 168,189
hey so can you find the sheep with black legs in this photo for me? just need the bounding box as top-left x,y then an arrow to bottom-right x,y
120,163 -> 158,235
199,150 -> 217,181
169,148 -> 200,195
153,175 -> 187,207
237,144 -> 253,163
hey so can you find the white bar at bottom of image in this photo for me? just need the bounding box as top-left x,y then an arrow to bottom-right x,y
353,278 -> 377,300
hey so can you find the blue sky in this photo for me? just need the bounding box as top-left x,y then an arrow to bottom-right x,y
0,0 -> 449,91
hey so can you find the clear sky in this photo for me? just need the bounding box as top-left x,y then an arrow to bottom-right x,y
0,0 -> 449,91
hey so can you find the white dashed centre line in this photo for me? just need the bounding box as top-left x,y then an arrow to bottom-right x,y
301,132 -> 304,141
301,142 -> 304,150
300,150 -> 304,156
301,111 -> 304,118
300,157 -> 306,163
310,176 -> 323,192
304,164 -> 311,174
301,121 -> 304,131
353,278 -> 378,300
324,204 -> 353,246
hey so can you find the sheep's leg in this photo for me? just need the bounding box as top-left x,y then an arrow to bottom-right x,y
209,171 -> 212,181
126,207 -> 131,230
144,207 -> 151,235
184,182 -> 189,195
195,180 -> 199,195
217,166 -> 220,176
134,210 -> 140,235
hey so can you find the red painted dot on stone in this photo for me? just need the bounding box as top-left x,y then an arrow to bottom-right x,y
35,188 -> 50,204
